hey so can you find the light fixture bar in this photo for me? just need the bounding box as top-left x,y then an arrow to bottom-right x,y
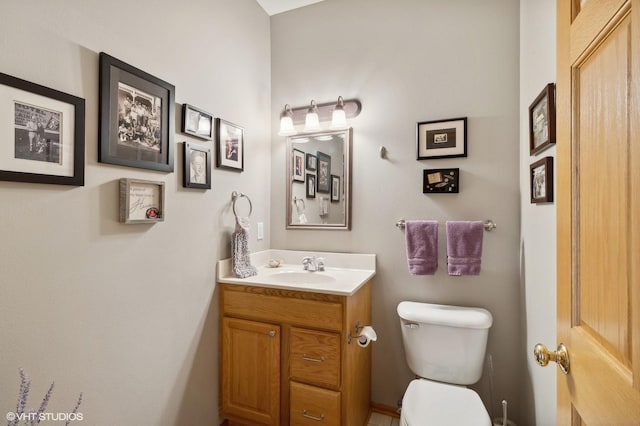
288,98 -> 362,125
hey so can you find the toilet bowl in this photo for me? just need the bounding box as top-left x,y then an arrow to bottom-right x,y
400,379 -> 491,426
397,301 -> 493,426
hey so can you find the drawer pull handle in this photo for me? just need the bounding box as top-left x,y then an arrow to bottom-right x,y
302,410 -> 325,421
302,354 -> 325,363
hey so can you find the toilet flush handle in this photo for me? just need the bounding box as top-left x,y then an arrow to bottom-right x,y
404,322 -> 419,329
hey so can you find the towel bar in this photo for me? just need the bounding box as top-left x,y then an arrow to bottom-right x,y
395,219 -> 497,232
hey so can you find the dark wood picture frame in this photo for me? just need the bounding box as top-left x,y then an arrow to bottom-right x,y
530,156 -> 554,203
529,83 -> 556,155
417,117 -> 467,159
215,118 -> 244,171
331,174 -> 341,202
316,151 -> 331,193
99,52 -> 175,172
423,168 -> 460,193
306,173 -> 316,198
0,72 -> 85,186
292,148 -> 305,182
305,153 -> 317,171
183,142 -> 211,189
182,103 -> 213,140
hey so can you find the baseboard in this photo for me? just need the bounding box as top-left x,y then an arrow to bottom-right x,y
370,402 -> 400,419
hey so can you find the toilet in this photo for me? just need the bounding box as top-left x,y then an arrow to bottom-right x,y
397,301 -> 493,426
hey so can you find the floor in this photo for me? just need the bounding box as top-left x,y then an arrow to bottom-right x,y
368,412 -> 400,426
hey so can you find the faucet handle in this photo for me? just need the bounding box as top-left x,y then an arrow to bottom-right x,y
316,257 -> 325,271
302,256 -> 313,270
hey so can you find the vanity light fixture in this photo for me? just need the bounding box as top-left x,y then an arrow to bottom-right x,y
278,97 -> 362,135
330,96 -> 347,129
278,104 -> 297,136
303,100 -> 321,132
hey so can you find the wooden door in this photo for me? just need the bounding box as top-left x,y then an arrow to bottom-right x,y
222,317 -> 281,425
556,0 -> 640,424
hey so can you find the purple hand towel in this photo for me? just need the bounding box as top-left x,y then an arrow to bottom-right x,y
446,221 -> 484,276
405,220 -> 438,275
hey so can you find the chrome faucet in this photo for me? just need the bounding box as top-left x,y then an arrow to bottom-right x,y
302,256 -> 325,272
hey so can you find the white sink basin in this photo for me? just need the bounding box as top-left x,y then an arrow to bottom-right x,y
267,271 -> 336,284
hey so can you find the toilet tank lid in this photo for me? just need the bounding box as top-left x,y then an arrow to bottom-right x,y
397,301 -> 493,329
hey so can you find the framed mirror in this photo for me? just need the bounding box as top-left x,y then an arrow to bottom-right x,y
286,128 -> 352,230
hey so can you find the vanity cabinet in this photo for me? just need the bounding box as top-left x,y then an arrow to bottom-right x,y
220,280 -> 372,426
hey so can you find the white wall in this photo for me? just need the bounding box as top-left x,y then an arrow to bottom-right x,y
270,0 -> 525,422
0,0 -> 271,424
520,0 -> 558,424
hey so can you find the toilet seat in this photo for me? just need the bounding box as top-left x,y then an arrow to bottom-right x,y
401,379 -> 491,426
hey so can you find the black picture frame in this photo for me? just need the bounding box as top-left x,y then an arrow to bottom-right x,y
215,118 -> 244,171
417,117 -> 467,160
306,173 -> 316,198
423,168 -> 460,193
316,151 -> 331,193
305,153 -> 317,171
530,157 -> 554,203
99,52 -> 175,172
292,148 -> 305,182
183,142 -> 211,189
529,83 -> 556,156
182,104 -> 213,140
331,175 -> 340,202
0,72 -> 85,186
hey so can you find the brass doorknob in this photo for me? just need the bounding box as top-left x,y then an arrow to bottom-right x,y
534,343 -> 570,375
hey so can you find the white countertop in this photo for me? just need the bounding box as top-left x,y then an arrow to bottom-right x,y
217,249 -> 376,296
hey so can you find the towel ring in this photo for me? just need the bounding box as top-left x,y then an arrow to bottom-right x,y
231,191 -> 253,218
293,197 -> 306,209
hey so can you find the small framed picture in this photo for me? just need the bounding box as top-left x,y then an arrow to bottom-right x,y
417,117 -> 467,159
331,175 -> 341,202
306,173 -> 316,198
529,83 -> 556,155
306,153 -> 317,171
423,168 -> 459,193
215,118 -> 244,171
0,72 -> 85,186
183,142 -> 211,189
316,151 -> 331,193
182,104 -> 213,140
99,52 -> 175,172
119,178 -> 165,224
530,157 -> 553,203
292,148 -> 305,182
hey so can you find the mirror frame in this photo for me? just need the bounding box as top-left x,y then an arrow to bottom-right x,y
286,128 -> 352,230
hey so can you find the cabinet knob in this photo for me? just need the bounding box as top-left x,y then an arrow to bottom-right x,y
268,330 -> 276,337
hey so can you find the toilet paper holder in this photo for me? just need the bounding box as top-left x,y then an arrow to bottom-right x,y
347,321 -> 377,347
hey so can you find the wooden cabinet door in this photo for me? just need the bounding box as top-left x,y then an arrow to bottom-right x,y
222,317 -> 280,425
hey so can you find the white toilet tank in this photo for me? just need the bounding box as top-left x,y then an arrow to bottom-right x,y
397,301 -> 493,385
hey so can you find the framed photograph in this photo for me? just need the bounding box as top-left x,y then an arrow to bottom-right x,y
215,118 -> 244,171
291,148 -> 305,182
316,151 -> 331,193
306,173 -> 316,198
530,157 -> 553,203
417,117 -> 467,159
182,104 -> 213,140
306,153 -> 317,171
529,83 -> 556,156
423,168 -> 459,193
0,72 -> 85,186
331,175 -> 340,202
119,178 -> 165,224
99,52 -> 175,172
183,142 -> 211,189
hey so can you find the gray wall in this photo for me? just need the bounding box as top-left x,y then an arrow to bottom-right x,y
270,0 -> 525,422
520,0 -> 557,424
0,0 -> 271,424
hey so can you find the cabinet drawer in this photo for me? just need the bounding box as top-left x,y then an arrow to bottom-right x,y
290,327 -> 341,389
222,287 -> 343,331
290,381 -> 340,426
